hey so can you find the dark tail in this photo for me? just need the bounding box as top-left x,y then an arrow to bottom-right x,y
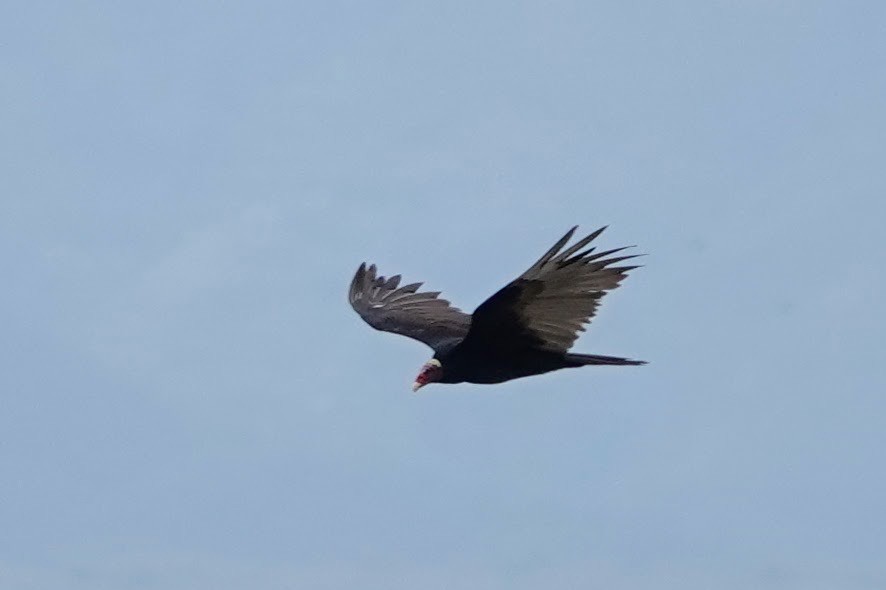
565,353 -> 647,366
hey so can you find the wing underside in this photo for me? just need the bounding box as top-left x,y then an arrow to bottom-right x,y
348,263 -> 471,351
467,226 -> 641,353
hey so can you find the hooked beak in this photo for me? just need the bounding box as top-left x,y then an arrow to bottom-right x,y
412,359 -> 441,393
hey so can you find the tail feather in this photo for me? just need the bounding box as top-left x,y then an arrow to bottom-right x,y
565,353 -> 647,366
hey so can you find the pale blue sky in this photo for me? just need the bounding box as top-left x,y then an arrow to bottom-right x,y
2,2 -> 885,588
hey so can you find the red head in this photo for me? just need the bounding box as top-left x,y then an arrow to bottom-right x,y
412,359 -> 442,392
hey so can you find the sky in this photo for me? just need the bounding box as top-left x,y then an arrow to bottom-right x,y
2,1 -> 885,588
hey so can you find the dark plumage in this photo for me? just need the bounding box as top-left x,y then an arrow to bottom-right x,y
348,226 -> 645,391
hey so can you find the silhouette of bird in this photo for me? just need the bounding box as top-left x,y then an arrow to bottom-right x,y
349,226 -> 645,391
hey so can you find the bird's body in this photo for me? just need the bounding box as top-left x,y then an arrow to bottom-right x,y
435,344 -> 580,384
348,226 -> 645,391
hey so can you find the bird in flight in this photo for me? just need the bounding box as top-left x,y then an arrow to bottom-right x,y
348,226 -> 645,392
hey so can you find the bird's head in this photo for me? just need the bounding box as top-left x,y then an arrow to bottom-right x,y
412,359 -> 442,392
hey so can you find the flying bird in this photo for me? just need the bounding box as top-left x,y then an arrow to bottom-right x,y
349,226 -> 645,391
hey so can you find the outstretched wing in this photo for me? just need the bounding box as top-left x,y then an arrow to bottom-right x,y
465,226 -> 640,353
348,262 -> 471,351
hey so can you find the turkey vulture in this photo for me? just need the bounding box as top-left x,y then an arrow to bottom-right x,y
349,226 -> 645,391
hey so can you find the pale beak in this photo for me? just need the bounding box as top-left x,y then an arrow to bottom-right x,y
412,382 -> 423,393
